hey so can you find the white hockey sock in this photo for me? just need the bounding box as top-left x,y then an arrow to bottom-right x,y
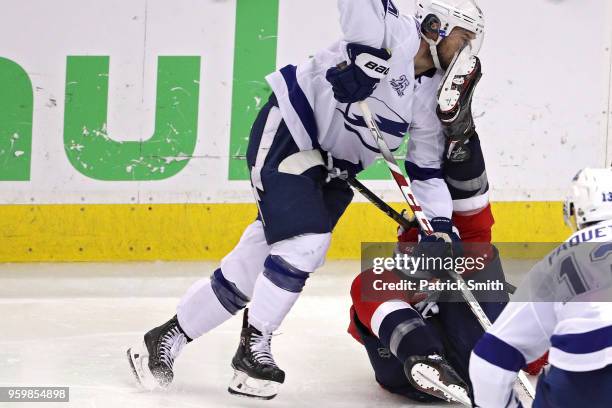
248,274 -> 301,333
246,233 -> 330,333
176,278 -> 233,339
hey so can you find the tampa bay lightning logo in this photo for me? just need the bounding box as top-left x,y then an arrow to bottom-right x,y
337,98 -> 409,153
390,75 -> 410,97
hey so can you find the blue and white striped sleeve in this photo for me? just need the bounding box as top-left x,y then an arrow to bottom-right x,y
338,0 -> 386,48
469,300 -> 555,407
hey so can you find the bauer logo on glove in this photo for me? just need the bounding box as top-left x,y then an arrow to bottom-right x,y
326,43 -> 392,104
358,56 -> 391,78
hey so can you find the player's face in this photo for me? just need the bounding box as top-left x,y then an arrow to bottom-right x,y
437,27 -> 477,69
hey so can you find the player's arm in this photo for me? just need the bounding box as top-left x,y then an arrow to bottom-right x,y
326,0 -> 391,103
338,0 -> 386,47
469,288 -> 555,407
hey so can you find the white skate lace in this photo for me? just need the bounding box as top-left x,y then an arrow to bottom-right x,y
250,332 -> 277,367
159,326 -> 187,369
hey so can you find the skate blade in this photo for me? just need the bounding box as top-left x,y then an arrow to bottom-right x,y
409,363 -> 471,406
227,369 -> 280,400
127,342 -> 166,391
437,52 -> 478,116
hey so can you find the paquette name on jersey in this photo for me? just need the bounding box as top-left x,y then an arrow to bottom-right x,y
547,224 -> 612,265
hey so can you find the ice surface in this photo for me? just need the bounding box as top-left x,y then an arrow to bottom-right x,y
0,261 -> 531,408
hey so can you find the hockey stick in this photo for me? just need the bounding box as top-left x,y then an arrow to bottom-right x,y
357,100 -> 535,400
347,177 -> 418,230
357,102 -> 434,235
349,175 -> 517,295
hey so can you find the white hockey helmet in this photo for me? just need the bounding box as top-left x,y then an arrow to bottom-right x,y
563,168 -> 612,231
415,0 -> 485,68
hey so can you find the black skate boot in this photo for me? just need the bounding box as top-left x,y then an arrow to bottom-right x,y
437,47 -> 482,133
404,354 -> 471,405
127,315 -> 191,390
436,46 -> 482,162
228,309 -> 285,399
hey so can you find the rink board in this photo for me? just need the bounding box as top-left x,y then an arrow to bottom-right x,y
0,0 -> 603,262
0,0 -> 611,204
0,201 -> 570,262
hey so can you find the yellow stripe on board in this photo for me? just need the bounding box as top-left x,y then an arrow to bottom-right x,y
0,202 -> 571,262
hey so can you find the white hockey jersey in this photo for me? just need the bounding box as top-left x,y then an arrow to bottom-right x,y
265,0 -> 452,219
469,219 -> 612,407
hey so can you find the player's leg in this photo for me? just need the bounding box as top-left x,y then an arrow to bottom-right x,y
127,221 -> 269,390
444,130 -> 489,217
348,272 -> 441,403
349,271 -> 469,403
349,307 -> 441,403
175,91 -> 287,339
229,232 -> 331,399
415,142 -> 511,398
533,365 -> 612,408
176,220 -> 269,338
438,130 -> 503,371
228,98 -> 354,399
438,205 -> 509,392
435,216 -> 510,391
440,231 -> 507,385
448,144 -> 549,376
126,96 -> 279,390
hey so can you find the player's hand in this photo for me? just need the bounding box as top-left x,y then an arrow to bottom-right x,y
326,43 -> 391,103
397,209 -> 418,242
414,217 -> 462,278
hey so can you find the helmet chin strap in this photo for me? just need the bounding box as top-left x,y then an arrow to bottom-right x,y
420,14 -> 444,71
423,36 -> 443,71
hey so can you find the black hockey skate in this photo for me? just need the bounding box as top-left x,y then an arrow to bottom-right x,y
228,309 -> 285,400
404,354 -> 471,405
437,46 -> 482,129
127,315 -> 191,390
437,45 -> 482,162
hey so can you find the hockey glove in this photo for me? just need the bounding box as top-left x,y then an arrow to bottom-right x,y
437,46 -> 482,159
326,43 -> 392,104
414,217 -> 462,279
